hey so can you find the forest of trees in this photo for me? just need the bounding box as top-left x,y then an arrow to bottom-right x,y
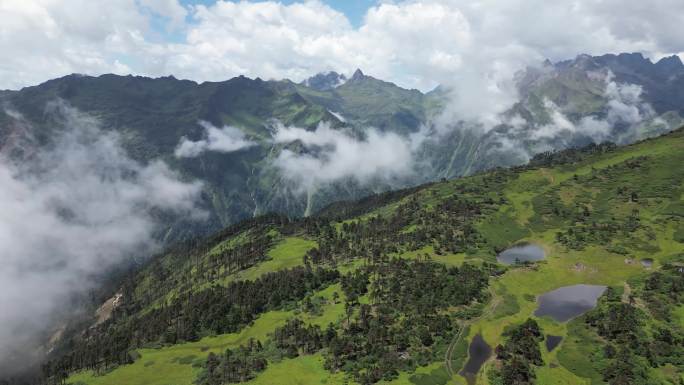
196,339 -> 268,385
303,171 -> 514,269
324,259 -> 491,383
489,319 -> 545,385
584,265 -> 683,385
40,166 -> 516,385
41,267 -> 339,383
192,259 -> 493,385
526,141 -> 617,168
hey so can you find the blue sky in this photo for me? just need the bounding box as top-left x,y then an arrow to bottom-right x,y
180,0 -> 377,27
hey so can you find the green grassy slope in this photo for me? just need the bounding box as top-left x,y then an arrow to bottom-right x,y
63,128 -> 684,385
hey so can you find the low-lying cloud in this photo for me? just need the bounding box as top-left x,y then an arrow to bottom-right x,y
0,101 -> 203,374
482,69 -> 669,164
532,71 -> 657,143
175,121 -> 256,158
272,122 -> 417,192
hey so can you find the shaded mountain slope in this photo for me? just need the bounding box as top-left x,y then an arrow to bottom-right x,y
0,53 -> 683,240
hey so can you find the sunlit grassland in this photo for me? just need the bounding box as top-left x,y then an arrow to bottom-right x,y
464,189 -> 680,384
504,170 -> 553,225
193,235 -> 316,290
465,237 -> 641,384
476,206 -> 531,251
244,353 -> 349,385
555,318 -> 605,384
380,362 -> 452,385
542,342 -> 595,385
450,131 -> 684,384
238,236 -> 317,281
304,283 -> 347,328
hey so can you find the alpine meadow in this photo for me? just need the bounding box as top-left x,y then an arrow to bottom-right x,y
0,1 -> 682,385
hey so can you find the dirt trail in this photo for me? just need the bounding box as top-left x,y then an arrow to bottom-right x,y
445,286 -> 501,380
621,282 -> 632,304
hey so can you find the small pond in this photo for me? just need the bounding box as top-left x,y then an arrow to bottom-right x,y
545,335 -> 563,351
641,258 -> 654,268
497,243 -> 545,265
534,284 -> 606,322
460,334 -> 492,385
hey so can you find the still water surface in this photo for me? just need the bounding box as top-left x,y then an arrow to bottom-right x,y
497,243 -> 545,265
534,284 -> 606,322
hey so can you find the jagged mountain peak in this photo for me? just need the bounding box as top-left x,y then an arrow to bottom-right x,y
655,54 -> 684,72
350,68 -> 365,81
301,71 -> 347,91
569,54 -> 602,70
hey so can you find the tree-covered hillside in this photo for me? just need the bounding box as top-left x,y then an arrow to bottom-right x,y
35,126 -> 684,385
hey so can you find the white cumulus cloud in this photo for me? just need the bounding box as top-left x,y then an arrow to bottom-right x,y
273,122 -> 416,192
175,121 -> 256,158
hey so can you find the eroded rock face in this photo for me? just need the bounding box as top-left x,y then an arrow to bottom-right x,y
94,292 -> 123,326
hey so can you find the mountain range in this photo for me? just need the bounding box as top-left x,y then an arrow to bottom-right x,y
1,52 -> 682,241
